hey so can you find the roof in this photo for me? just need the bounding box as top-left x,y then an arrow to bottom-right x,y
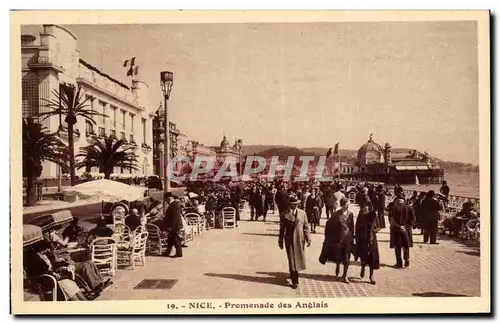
357,136 -> 384,162
79,59 -> 130,90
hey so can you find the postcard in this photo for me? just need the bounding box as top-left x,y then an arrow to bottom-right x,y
11,10 -> 490,315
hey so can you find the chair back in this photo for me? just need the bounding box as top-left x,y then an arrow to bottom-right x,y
113,224 -> 131,243
38,274 -> 58,301
91,237 -> 116,276
132,231 -> 149,254
348,192 -> 356,204
222,207 -> 236,219
222,207 -> 236,229
145,223 -> 162,240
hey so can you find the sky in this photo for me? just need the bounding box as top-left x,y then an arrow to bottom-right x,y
22,22 -> 479,164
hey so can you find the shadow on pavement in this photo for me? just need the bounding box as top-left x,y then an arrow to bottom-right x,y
204,273 -> 290,288
458,250 -> 480,257
256,271 -> 366,285
438,234 -> 481,249
242,233 -> 279,237
412,292 -> 469,297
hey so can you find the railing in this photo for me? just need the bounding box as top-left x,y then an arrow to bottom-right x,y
22,178 -> 72,189
399,189 -> 480,213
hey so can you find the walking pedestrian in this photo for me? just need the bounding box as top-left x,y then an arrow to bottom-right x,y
375,185 -> 386,229
305,189 -> 322,233
420,190 -> 443,244
388,194 -> 415,268
354,204 -> 380,284
278,196 -> 311,289
319,197 -> 354,283
323,183 -> 335,219
162,193 -> 183,258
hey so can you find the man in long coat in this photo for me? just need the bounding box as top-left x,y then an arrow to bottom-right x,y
388,195 -> 415,268
419,190 -> 443,244
275,184 -> 290,215
278,196 -> 311,289
323,183 -> 335,219
162,194 -> 183,258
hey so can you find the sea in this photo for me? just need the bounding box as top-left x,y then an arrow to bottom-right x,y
401,171 -> 480,199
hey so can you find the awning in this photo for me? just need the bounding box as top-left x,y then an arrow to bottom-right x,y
395,165 -> 429,171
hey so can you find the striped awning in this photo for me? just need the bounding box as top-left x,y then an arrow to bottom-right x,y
23,224 -> 43,246
29,209 -> 73,231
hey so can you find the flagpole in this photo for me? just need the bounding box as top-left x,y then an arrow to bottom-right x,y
338,151 -> 341,181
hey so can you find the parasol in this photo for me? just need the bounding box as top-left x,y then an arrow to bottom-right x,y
23,224 -> 43,247
29,209 -> 73,232
62,179 -> 147,202
187,192 -> 199,199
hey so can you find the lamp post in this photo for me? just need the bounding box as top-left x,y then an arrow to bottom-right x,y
160,71 -> 173,204
236,138 -> 243,176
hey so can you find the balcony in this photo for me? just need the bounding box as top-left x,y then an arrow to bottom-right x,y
27,54 -> 65,73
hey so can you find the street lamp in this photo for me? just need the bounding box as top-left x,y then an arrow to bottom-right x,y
160,71 -> 173,203
236,138 -> 243,176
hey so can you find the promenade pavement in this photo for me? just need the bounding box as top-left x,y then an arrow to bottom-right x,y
23,205 -> 480,301
94,206 -> 480,300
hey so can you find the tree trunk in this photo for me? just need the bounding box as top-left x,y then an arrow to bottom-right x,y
26,174 -> 38,206
68,124 -> 76,186
104,172 -> 111,180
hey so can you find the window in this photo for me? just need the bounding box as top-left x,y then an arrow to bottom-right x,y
130,114 -> 134,132
110,129 -> 116,138
86,121 -> 94,136
111,107 -> 117,128
99,127 -> 106,137
122,110 -> 126,129
100,102 -> 106,124
142,118 -> 147,143
130,134 -> 135,143
120,131 -> 126,141
88,96 -> 94,112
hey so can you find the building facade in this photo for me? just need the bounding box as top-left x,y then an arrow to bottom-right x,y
22,25 -> 155,179
346,135 -> 444,184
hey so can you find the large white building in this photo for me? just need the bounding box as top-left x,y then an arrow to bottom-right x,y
21,25 -> 155,179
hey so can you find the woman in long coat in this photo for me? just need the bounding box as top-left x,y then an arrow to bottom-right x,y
305,191 -> 322,233
319,197 -> 354,283
354,205 -> 380,284
278,196 -> 311,289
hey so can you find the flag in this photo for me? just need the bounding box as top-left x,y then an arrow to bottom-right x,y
326,148 -> 332,158
127,68 -> 133,76
133,66 -> 139,75
333,142 -> 339,155
123,59 -> 129,67
130,57 -> 136,66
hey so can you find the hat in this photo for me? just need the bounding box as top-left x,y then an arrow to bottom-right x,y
289,196 -> 300,205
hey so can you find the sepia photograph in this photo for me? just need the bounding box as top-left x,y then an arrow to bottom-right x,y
10,10 -> 490,314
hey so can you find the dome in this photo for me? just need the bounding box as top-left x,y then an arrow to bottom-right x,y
220,135 -> 230,150
357,134 -> 384,166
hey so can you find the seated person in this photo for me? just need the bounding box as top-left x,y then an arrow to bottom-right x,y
125,208 -> 141,231
62,217 -> 84,243
183,199 -> 199,215
444,202 -> 478,236
24,241 -> 90,301
89,216 -> 114,238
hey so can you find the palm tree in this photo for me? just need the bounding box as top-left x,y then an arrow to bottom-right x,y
23,118 -> 69,206
76,136 -> 140,179
39,82 -> 107,186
